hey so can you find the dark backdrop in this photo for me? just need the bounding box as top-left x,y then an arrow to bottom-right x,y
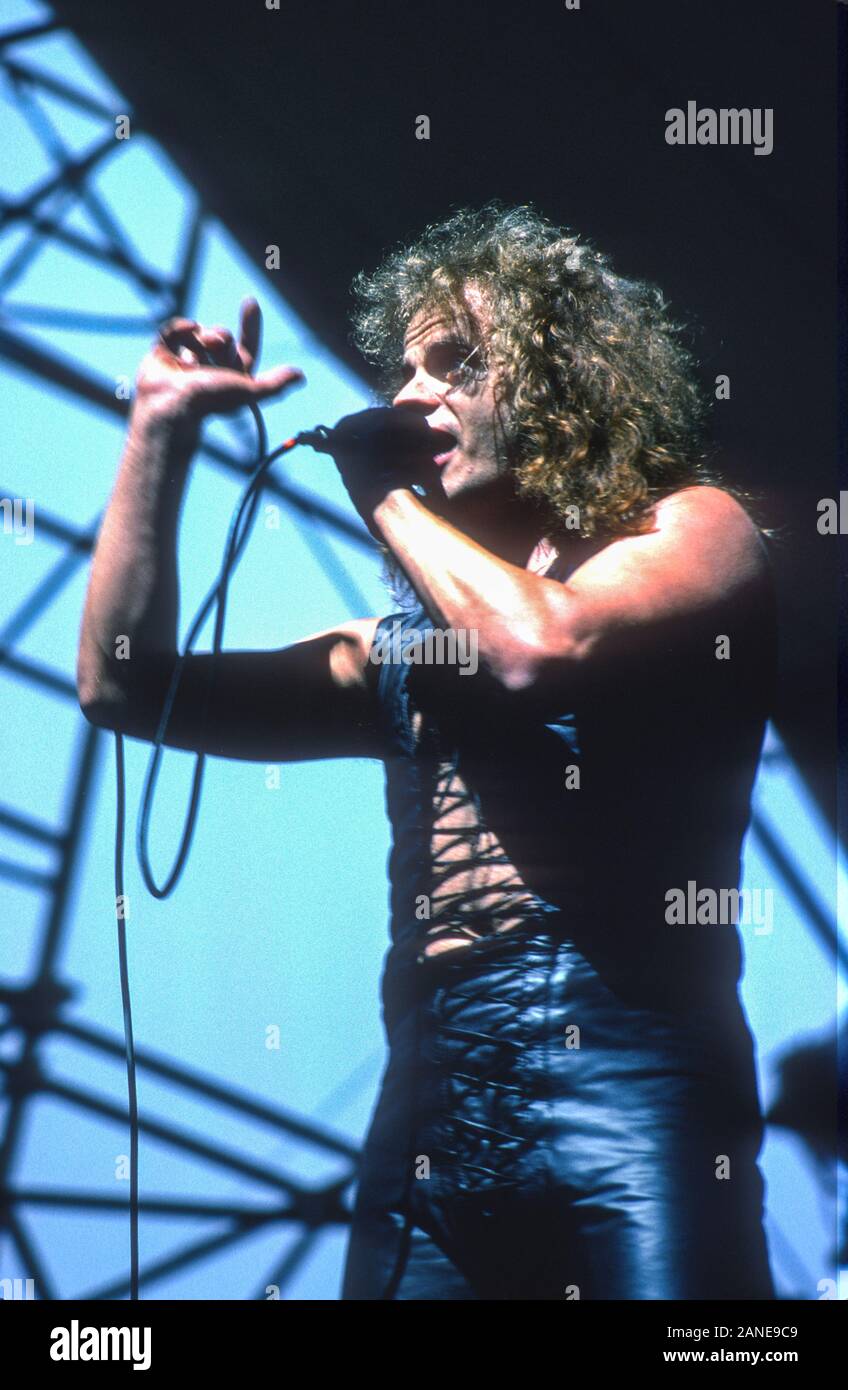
51,0 -> 843,833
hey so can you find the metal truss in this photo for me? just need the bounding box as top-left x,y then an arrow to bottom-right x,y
0,15 -> 375,1300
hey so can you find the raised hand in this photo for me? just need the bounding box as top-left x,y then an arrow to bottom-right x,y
134,297 -> 304,438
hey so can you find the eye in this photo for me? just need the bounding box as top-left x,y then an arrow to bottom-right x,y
444,344 -> 484,386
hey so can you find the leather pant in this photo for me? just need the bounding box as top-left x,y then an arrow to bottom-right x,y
341,926 -> 775,1300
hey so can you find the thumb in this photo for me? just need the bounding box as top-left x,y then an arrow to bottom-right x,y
250,365 -> 305,399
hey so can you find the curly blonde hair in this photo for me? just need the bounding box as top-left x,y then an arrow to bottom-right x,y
350,201 -> 727,545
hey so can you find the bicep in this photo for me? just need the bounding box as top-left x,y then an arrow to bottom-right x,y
94,618 -> 387,762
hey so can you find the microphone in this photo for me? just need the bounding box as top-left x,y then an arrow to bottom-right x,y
294,407 -> 455,459
294,425 -> 335,453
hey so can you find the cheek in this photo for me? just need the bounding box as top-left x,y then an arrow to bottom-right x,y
463,400 -> 498,448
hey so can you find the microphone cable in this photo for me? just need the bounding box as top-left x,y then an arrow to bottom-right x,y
111,400 -> 431,1296
112,399 -> 315,1299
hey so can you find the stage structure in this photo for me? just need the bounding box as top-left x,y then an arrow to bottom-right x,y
0,11 -> 377,1300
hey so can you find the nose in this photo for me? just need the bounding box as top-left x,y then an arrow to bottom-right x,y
392,368 -> 441,412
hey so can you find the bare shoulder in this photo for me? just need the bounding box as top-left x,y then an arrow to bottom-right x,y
653,485 -> 768,585
655,484 -> 761,539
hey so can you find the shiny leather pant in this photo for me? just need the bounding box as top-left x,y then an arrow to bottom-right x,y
341,928 -> 775,1300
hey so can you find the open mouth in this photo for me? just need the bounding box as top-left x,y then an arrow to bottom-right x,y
430,426 -> 458,465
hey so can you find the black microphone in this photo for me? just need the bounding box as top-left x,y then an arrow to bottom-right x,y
294,407 -> 455,459
293,425 -> 334,453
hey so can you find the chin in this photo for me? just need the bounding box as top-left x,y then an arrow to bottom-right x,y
440,464 -> 500,505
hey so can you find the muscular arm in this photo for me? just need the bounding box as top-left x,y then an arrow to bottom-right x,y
371,482 -> 770,695
81,618 -> 384,762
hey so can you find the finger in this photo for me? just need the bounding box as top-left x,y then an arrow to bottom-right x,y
158,315 -> 199,337
196,326 -> 234,347
196,326 -> 239,369
237,298 -> 261,374
157,317 -> 200,350
155,325 -> 207,366
187,363 -> 304,414
249,364 -> 305,399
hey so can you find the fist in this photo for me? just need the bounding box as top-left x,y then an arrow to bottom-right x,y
329,407 -> 454,537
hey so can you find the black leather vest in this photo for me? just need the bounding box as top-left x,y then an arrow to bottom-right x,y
368,536 -> 777,1032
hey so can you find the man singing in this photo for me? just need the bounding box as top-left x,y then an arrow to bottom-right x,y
77,203 -> 777,1300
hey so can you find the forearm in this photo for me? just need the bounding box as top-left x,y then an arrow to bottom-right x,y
372,488 -> 567,687
77,404 -> 196,710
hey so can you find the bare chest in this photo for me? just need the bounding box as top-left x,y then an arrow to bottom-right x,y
408,708 -> 536,960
